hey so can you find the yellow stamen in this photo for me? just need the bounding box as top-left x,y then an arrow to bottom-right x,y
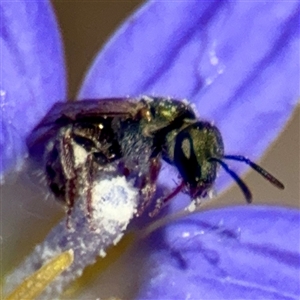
5,249 -> 74,300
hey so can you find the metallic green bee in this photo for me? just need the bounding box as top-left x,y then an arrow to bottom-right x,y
27,96 -> 284,221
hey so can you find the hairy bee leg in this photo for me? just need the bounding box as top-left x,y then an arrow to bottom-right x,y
136,157 -> 161,217
149,180 -> 185,217
84,154 -> 95,222
60,131 -> 77,229
65,177 -> 77,229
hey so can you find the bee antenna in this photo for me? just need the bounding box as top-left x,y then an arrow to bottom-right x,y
223,155 -> 285,190
209,157 -> 252,203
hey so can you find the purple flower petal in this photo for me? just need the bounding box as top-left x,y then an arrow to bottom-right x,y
0,0 -> 66,177
136,206 -> 300,300
79,1 -> 299,192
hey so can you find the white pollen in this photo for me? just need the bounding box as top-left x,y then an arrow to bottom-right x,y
99,249 -> 106,258
73,144 -> 89,167
92,176 -> 139,233
185,201 -> 196,212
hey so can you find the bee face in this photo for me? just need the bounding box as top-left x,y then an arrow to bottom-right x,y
172,122 -> 224,198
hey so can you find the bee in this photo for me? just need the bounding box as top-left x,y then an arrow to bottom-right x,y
27,96 -> 284,224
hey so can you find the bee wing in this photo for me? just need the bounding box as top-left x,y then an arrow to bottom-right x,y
27,98 -> 146,157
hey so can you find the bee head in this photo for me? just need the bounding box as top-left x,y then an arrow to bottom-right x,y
173,121 -> 224,198
172,121 -> 284,202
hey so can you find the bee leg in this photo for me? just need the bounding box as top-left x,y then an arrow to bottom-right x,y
60,130 -> 78,229
84,154 -> 95,222
149,180 -> 185,217
65,177 -> 77,229
136,157 -> 161,217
